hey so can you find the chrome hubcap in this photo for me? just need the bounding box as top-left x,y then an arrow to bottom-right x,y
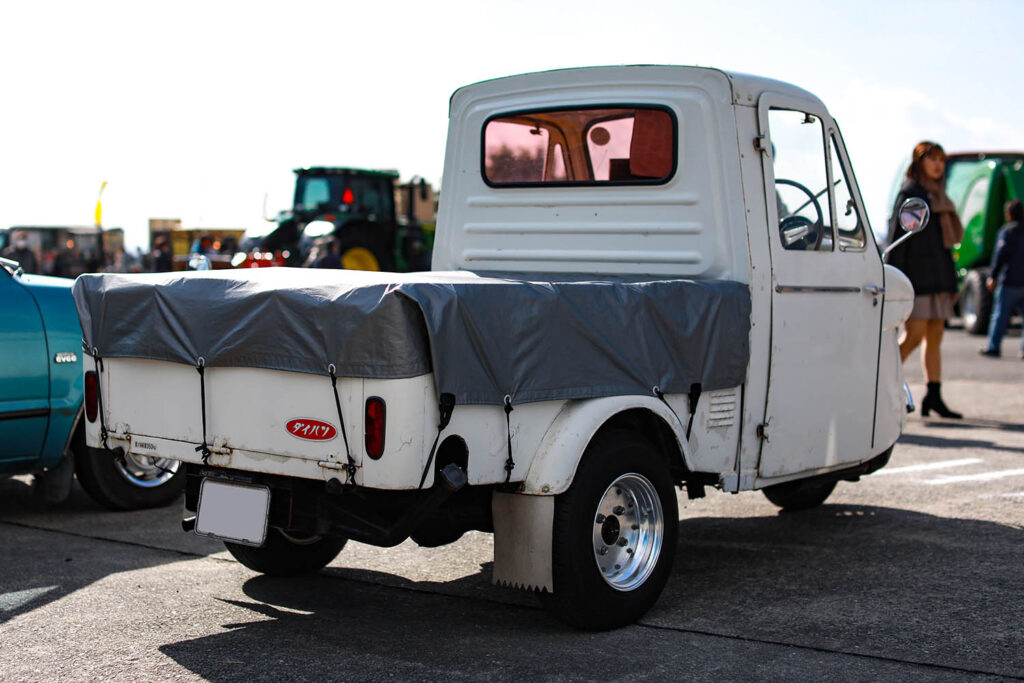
115,453 -> 180,488
592,473 -> 664,591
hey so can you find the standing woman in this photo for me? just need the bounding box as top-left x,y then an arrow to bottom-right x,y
886,141 -> 964,418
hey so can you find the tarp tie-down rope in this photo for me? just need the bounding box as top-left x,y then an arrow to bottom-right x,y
89,345 -> 111,451
654,383 -> 705,499
418,393 -> 456,490
85,342 -> 169,473
328,364 -> 355,484
503,395 -> 515,484
195,358 -> 211,464
652,383 -> 702,441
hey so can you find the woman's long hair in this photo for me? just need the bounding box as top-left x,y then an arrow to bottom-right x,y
906,141 -> 946,183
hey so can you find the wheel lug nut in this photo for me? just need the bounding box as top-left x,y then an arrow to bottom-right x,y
626,548 -> 634,555
631,524 -> 639,530
617,538 -> 628,546
613,505 -> 625,515
595,514 -> 606,524
598,546 -> 608,555
614,564 -> 621,569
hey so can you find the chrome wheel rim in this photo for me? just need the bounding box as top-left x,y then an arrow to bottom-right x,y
963,295 -> 977,330
592,472 -> 664,591
115,453 -> 180,488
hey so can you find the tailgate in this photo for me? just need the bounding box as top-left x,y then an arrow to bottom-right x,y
88,358 -> 437,488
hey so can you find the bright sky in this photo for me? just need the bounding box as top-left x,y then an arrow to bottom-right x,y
2,0 -> 1021,250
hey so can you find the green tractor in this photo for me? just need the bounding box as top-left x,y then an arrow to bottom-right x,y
257,167 -> 436,271
946,153 -> 1024,334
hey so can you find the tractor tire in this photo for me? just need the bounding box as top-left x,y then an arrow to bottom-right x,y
337,220 -> 394,272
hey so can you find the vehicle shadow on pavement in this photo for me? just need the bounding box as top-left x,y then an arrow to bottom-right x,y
916,418 -> 1024,434
158,504 -> 1022,680
899,431 -> 1024,454
0,477 -> 218,625
657,505 -> 1022,676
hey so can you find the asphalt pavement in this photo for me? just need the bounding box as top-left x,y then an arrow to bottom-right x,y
0,324 -> 1021,682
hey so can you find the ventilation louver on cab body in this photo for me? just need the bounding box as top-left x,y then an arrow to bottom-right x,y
705,389 -> 738,428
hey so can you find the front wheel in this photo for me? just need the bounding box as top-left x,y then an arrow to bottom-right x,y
539,430 -> 678,631
762,478 -> 836,511
225,529 -> 347,577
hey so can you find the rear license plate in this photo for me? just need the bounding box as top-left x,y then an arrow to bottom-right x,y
195,479 -> 271,547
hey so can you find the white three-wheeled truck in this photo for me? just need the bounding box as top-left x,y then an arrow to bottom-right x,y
74,66 -> 925,630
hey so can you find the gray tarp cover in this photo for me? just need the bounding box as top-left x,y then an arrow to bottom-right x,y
73,269 -> 750,406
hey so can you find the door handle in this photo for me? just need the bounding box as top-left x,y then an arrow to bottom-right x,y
864,285 -> 885,295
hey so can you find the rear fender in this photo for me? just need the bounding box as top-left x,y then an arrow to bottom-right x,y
521,395 -> 690,495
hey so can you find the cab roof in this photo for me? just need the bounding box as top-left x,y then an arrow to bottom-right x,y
450,65 -> 825,112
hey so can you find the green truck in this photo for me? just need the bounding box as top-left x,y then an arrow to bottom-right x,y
946,152 -> 1024,333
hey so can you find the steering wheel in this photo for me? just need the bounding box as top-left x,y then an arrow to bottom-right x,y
775,178 -> 825,251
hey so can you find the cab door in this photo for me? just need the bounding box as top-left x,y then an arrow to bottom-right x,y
0,271 -> 50,469
755,94 -> 884,480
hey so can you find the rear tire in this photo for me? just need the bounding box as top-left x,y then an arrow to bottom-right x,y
73,430 -> 184,510
539,430 -> 678,631
961,269 -> 992,335
762,478 -> 836,511
336,220 -> 394,271
225,529 -> 347,577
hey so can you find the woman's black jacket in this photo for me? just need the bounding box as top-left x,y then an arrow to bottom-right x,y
885,180 -> 959,296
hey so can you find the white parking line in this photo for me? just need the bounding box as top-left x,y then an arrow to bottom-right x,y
923,469 -> 1024,485
0,585 -> 58,613
871,458 -> 982,475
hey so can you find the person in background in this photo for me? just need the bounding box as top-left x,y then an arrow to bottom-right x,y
885,141 -> 964,419
314,240 -> 342,269
152,238 -> 173,272
979,199 -> 1024,359
191,234 -> 214,255
2,230 -> 39,274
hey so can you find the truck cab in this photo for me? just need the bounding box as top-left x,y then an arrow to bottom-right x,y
433,66 -> 908,485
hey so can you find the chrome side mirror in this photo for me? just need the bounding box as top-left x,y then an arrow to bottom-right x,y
883,197 -> 930,258
898,197 -> 930,233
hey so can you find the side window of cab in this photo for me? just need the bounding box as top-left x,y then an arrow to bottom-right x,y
769,108 -> 834,252
829,134 -> 867,250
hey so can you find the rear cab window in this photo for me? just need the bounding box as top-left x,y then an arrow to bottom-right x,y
483,106 -> 676,186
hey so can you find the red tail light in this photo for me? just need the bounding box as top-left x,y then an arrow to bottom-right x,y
84,371 -> 98,423
342,187 -> 355,204
365,397 -> 386,459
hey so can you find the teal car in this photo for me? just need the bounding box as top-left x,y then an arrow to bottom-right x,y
1,256 -> 183,508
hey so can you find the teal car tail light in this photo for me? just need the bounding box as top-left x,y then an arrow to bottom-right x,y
84,371 -> 98,423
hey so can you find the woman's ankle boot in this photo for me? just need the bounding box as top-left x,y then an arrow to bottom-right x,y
921,381 -> 962,419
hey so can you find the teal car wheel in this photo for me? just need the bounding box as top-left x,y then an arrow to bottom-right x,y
73,429 -> 184,510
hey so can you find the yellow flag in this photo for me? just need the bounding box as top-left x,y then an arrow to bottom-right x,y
94,181 -> 108,227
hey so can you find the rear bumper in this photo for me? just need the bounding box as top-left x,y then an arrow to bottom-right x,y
184,462 -> 469,548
